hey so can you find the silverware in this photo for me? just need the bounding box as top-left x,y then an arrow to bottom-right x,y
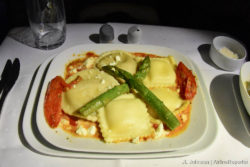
0,59 -> 12,93
0,58 -> 20,113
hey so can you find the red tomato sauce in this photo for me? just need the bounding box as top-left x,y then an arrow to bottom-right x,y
176,62 -> 197,100
44,76 -> 69,128
44,76 -> 82,128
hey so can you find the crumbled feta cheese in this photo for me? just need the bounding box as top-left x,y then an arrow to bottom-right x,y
61,119 -> 69,125
84,57 -> 96,68
165,130 -> 170,136
155,123 -> 164,138
88,125 -> 97,135
181,114 -> 187,122
177,88 -> 180,93
76,126 -> 88,136
132,136 -> 140,144
71,68 -> 77,74
115,55 -> 121,62
100,79 -> 106,84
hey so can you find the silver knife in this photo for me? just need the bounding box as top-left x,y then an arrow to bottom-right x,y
0,58 -> 20,113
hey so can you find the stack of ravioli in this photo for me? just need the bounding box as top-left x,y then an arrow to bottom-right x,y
61,50 -> 189,143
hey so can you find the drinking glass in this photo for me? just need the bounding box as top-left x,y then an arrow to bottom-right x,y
26,0 -> 66,50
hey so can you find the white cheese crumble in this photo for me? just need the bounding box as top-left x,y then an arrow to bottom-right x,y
132,136 -> 140,144
76,125 -> 97,136
165,130 -> 170,136
71,68 -> 77,74
155,123 -> 164,139
76,126 -> 88,136
100,79 -> 106,84
84,57 -> 96,68
181,114 -> 187,122
115,55 -> 121,62
61,119 -> 69,125
88,125 -> 97,135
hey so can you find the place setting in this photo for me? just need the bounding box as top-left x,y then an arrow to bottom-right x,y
10,1 -> 219,158
16,42 -> 219,159
1,0 -> 250,166
14,24 -> 250,159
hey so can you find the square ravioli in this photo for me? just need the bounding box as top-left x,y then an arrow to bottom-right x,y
62,68 -> 119,121
98,93 -> 154,143
143,56 -> 177,88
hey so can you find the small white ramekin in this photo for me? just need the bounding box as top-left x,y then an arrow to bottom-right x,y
209,36 -> 247,71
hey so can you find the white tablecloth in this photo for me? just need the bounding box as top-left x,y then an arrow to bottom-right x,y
0,23 -> 249,167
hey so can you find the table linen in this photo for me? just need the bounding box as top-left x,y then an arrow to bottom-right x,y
0,23 -> 249,167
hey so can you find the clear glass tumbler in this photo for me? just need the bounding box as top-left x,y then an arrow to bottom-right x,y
26,0 -> 66,50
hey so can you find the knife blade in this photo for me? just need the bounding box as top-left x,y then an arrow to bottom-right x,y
0,58 -> 20,113
0,59 -> 12,94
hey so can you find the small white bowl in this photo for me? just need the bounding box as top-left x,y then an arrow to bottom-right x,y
209,36 -> 247,71
239,61 -> 250,116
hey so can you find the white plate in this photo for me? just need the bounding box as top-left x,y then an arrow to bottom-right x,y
22,44 -> 218,158
36,44 -> 207,153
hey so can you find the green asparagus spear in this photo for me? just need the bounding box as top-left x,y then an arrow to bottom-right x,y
78,83 -> 130,116
102,65 -> 180,130
135,56 -> 150,81
78,56 -> 151,116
